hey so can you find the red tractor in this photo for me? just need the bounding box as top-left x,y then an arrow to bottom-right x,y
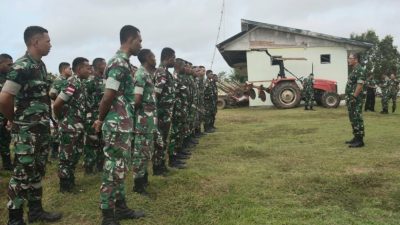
246,50 -> 341,109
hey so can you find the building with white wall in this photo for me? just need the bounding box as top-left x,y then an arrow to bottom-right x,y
217,19 -> 371,106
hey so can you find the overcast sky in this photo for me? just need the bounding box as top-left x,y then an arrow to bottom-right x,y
1,0 -> 399,74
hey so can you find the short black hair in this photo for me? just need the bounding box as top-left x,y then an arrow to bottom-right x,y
160,47 -> 175,61
199,65 -> 205,69
92,58 -> 105,70
206,70 -> 213,75
24,26 -> 48,45
72,57 -> 89,73
0,53 -> 12,62
137,49 -> 152,64
58,62 -> 70,74
349,52 -> 361,62
120,25 -> 140,44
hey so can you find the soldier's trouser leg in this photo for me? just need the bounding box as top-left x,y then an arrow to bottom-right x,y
168,121 -> 178,156
58,131 -> 83,181
96,133 -> 105,171
132,133 -> 153,179
153,108 -> 171,166
348,98 -> 365,137
382,95 -> 388,111
392,95 -> 397,112
7,125 -> 50,209
1,121 -> 12,168
84,132 -> 99,171
100,132 -> 132,210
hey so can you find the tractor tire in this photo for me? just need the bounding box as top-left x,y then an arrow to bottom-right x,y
271,81 -> 301,109
217,98 -> 227,110
321,92 -> 340,108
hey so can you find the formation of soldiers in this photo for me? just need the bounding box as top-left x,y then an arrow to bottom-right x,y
0,25 -> 219,225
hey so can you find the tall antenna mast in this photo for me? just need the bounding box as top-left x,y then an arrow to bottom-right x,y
210,0 -> 225,70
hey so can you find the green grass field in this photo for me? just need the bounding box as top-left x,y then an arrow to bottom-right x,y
1,103 -> 400,225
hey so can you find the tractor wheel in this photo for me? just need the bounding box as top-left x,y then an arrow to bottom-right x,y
271,81 -> 301,109
321,92 -> 340,108
217,98 -> 227,110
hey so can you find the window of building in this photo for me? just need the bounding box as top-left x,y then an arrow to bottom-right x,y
320,54 -> 331,64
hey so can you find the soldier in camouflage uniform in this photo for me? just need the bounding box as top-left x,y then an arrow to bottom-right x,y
303,73 -> 315,110
53,57 -> 92,192
167,59 -> 189,169
204,70 -> 215,133
184,65 -> 199,149
92,25 -> 144,225
388,74 -> 399,113
132,49 -> 158,195
380,74 -> 390,114
49,62 -> 72,160
211,74 -> 219,129
345,53 -> 366,148
83,58 -> 107,174
0,53 -> 14,171
152,47 -> 176,175
0,26 -> 62,225
195,66 -> 206,137
364,74 -> 376,112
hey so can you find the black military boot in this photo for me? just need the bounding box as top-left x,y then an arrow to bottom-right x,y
345,136 -> 356,144
8,208 -> 26,225
115,199 -> 145,220
27,200 -> 62,223
310,106 -> 315,111
133,177 -> 149,196
349,136 -> 365,148
1,152 -> 13,171
190,137 -> 199,145
304,106 -> 309,110
168,155 -> 186,169
392,106 -> 396,113
101,209 -> 120,225
153,162 -> 168,176
59,178 -> 72,193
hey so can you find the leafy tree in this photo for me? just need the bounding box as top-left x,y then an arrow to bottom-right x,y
351,30 -> 400,79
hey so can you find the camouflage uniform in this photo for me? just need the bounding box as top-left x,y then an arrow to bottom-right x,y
2,53 -> 52,209
84,75 -> 106,172
380,78 -> 390,112
204,77 -> 215,130
211,78 -> 218,127
153,64 -> 175,166
0,71 -> 12,169
57,75 -> 90,186
132,66 -> 157,179
185,74 -> 196,140
303,76 -> 314,109
196,76 -> 205,133
100,50 -> 135,210
345,64 -> 366,137
48,75 -> 69,159
388,78 -> 399,112
169,73 -> 188,154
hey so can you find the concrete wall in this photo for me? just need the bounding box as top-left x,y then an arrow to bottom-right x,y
246,47 -> 348,106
